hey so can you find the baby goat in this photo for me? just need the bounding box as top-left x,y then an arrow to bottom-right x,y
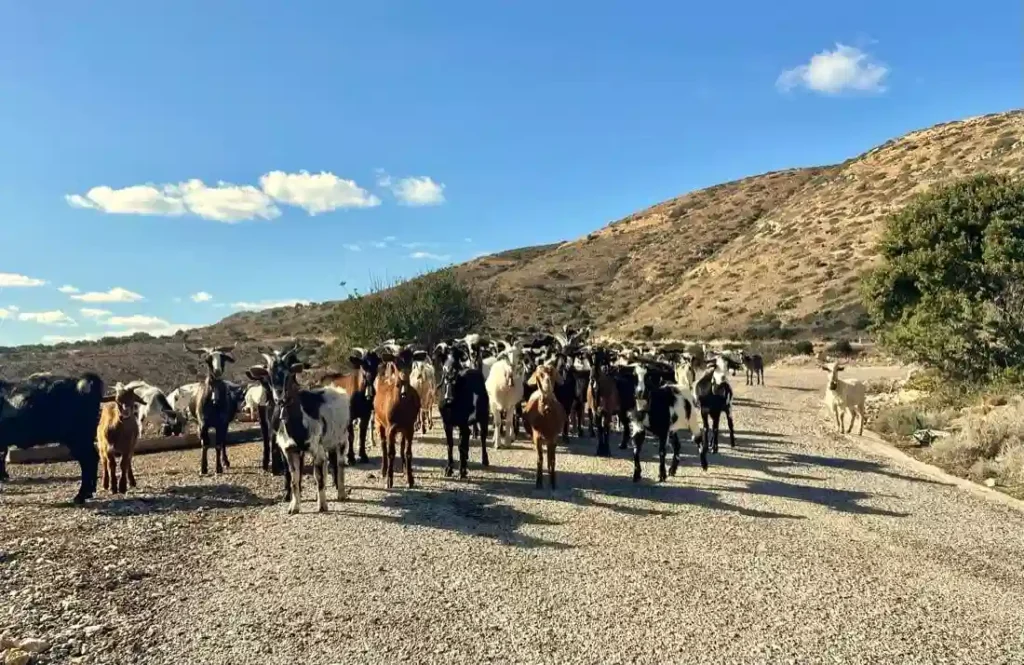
822,361 -> 866,436
96,384 -> 147,494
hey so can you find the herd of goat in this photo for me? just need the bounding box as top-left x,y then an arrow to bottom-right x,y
0,325 -> 867,514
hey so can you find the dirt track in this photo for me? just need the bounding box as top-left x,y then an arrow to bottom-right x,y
3,365 -> 1024,664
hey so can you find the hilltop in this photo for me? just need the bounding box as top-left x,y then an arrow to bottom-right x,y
2,109 -> 1021,387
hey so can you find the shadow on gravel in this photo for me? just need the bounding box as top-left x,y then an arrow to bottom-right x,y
735,480 -> 910,517
782,452 -> 948,487
80,483 -> 276,516
773,385 -> 820,393
348,488 -> 575,550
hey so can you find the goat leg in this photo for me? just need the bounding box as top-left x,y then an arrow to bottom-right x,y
117,455 -> 131,494
199,426 -> 210,475
657,433 -> 668,482
219,426 -> 230,471
0,445 -> 8,481
669,432 -> 681,476
286,450 -> 302,514
346,421 -> 357,466
632,432 -> 644,482
479,417 -> 490,468
403,431 -> 414,489
726,410 -> 736,447
443,422 -> 456,477
547,438 -> 557,490
459,425 -> 470,479
534,437 -> 544,489
314,459 -> 328,513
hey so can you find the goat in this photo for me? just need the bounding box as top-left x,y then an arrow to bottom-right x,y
523,363 -> 567,489
182,341 -> 239,475
626,361 -> 705,481
693,366 -> 735,454
319,348 -> 381,466
741,351 -> 765,386
0,372 -> 105,504
586,355 -> 620,457
247,363 -> 352,513
822,361 -> 866,436
410,358 -> 437,434
373,347 -> 423,488
484,344 -> 525,449
247,342 -> 304,474
243,383 -> 265,421
96,384 -> 146,494
122,380 -> 177,435
436,346 -> 490,478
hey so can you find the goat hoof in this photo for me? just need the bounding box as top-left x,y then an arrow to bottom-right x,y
358,455 -> 370,465
459,469 -> 468,479
632,473 -> 641,483
444,467 -> 454,478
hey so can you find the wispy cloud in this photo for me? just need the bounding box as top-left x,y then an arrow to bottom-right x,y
70,287 -> 144,303
18,310 -> 77,327
0,272 -> 47,288
79,308 -> 111,319
409,251 -> 451,261
230,299 -> 311,312
42,318 -> 199,344
190,291 -> 213,303
377,171 -> 446,206
777,43 -> 888,95
57,284 -> 80,294
343,244 -> 362,252
401,241 -> 440,249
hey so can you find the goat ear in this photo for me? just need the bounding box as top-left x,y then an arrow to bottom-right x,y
526,372 -> 538,387
289,362 -> 305,374
100,395 -> 115,403
836,365 -> 845,372
820,365 -> 832,372
412,350 -> 428,362
222,353 -> 235,363
247,366 -> 269,380
348,355 -> 362,369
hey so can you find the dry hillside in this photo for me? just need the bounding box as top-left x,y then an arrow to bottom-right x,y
2,108 -> 1021,385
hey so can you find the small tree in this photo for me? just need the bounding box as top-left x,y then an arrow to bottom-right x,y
329,268 -> 484,356
862,174 -> 1024,380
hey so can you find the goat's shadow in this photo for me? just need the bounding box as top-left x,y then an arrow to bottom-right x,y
72,483 -> 276,516
340,487 -> 574,550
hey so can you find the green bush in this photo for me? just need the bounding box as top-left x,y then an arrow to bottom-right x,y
794,340 -> 815,355
328,268 -> 484,355
862,174 -> 1024,380
826,338 -> 856,357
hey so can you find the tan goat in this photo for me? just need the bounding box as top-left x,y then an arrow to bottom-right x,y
523,363 -> 567,489
96,384 -> 146,494
373,348 -> 424,488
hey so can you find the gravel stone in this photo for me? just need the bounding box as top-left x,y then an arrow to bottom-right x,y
2,365 -> 1024,664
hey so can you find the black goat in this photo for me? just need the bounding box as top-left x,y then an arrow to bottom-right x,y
436,346 -> 491,478
741,351 -> 765,386
182,341 -> 240,475
0,372 -> 105,504
693,368 -> 736,454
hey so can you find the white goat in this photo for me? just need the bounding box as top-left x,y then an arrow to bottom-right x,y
822,361 -> 866,436
122,380 -> 177,434
409,359 -> 437,434
243,383 -> 268,421
485,345 -> 525,448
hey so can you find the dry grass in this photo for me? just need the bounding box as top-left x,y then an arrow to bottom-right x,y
927,398 -> 1024,494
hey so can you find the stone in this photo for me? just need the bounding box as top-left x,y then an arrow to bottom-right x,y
4,649 -> 32,665
82,626 -> 103,639
18,638 -> 49,654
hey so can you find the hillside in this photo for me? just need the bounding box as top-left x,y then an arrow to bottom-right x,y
2,108 -> 1022,386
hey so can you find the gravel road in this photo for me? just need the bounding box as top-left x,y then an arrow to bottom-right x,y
3,365 -> 1024,665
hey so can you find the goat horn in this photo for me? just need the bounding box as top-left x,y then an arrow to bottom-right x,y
182,342 -> 204,355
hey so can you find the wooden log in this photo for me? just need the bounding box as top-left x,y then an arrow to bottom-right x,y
7,426 -> 264,465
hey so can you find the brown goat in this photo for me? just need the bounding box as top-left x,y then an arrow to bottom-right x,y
523,364 -> 567,489
372,350 -> 424,489
586,363 -> 620,457
96,384 -> 146,494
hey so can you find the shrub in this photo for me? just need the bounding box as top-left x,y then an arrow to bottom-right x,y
639,325 -> 655,340
794,340 -> 815,355
826,338 -> 856,357
927,398 -> 1024,489
862,174 -> 1024,380
328,269 -> 484,355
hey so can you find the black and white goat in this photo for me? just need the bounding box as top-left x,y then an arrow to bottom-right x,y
182,341 -> 241,475
436,345 -> 491,478
246,342 -> 303,474
248,362 -> 352,514
625,361 -> 706,481
319,346 -> 382,465
122,380 -> 177,435
0,372 -> 106,504
692,366 -> 736,454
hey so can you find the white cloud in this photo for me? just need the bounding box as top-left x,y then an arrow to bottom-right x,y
464,237 -> 473,243
260,170 -> 381,214
342,244 -> 362,252
409,251 -> 451,261
18,310 -> 77,327
0,272 -> 47,288
190,291 -> 213,303
470,251 -> 492,259
70,287 -> 144,303
230,299 -> 311,312
57,284 -> 80,294
169,179 -> 280,222
80,308 -> 111,319
104,314 -> 171,328
390,176 -> 446,206
66,185 -> 187,216
401,241 -> 438,249
172,296 -> 182,303
777,44 -> 888,95
370,241 -> 388,249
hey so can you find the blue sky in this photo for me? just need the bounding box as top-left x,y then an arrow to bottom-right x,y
0,1 -> 1019,346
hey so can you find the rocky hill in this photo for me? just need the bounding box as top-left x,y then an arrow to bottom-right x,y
2,108 -> 1021,387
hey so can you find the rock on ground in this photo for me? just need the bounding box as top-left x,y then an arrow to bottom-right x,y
2,365 -> 1024,664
